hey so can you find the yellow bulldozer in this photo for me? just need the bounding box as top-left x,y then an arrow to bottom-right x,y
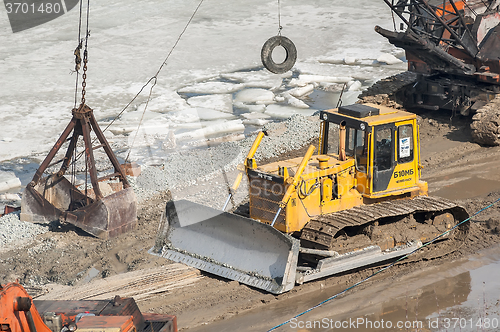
152,103 -> 469,294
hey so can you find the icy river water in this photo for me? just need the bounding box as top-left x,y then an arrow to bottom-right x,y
0,0 -> 406,194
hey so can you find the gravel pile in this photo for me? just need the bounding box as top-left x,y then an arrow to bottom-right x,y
255,114 -> 320,160
0,114 -> 320,248
132,114 -> 320,202
0,211 -> 48,249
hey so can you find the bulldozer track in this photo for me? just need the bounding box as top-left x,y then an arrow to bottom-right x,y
300,196 -> 470,251
471,95 -> 500,146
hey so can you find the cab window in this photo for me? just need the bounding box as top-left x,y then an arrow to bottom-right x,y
398,124 -> 414,163
375,127 -> 393,171
346,128 -> 355,155
325,123 -> 367,172
346,127 -> 367,172
326,123 -> 339,155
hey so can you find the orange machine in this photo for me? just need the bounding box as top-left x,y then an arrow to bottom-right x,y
0,282 -> 177,332
376,0 -> 500,116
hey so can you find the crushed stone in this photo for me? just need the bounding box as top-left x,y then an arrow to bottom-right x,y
0,114 -> 320,249
132,114 -> 320,202
0,211 -> 48,250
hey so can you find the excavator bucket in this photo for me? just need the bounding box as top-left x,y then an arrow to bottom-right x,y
21,175 -> 137,239
151,200 -> 299,294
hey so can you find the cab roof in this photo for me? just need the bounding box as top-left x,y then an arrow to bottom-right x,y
320,103 -> 416,132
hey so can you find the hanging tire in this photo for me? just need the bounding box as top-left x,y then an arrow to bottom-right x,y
261,35 -> 297,74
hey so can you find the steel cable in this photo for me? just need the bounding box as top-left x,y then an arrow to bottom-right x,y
277,0 -> 282,36
121,0 -> 206,162
69,0 -> 206,167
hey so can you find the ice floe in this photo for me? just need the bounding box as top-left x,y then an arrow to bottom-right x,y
377,53 -> 404,65
241,112 -> 271,120
175,119 -> 245,141
241,112 -> 271,126
119,109 -> 162,122
0,171 -> 21,193
0,193 -> 21,201
319,82 -> 346,92
167,107 -> 234,122
243,118 -> 271,126
288,84 -> 315,98
220,70 -> 288,90
137,90 -> 190,114
343,57 -> 358,65
187,94 -> 233,113
233,102 -> 267,113
281,92 -> 310,109
221,70 -> 292,83
348,80 -> 362,91
178,82 -> 244,94
234,88 -> 275,104
289,75 -> 352,87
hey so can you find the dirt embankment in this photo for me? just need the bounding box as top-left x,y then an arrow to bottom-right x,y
2,108 -> 500,330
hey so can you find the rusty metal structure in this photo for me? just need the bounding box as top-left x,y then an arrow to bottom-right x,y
20,104 -> 137,239
376,0 -> 500,115
1,282 -> 177,332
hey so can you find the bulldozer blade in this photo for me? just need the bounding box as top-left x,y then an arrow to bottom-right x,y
21,175 -> 137,239
151,200 -> 299,294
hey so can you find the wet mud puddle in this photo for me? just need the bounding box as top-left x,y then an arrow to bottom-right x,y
188,245 -> 500,331
425,155 -> 500,200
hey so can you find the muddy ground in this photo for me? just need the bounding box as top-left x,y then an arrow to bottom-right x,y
2,109 -> 500,331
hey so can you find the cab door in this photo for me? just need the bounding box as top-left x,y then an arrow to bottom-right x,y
372,124 -> 396,192
392,120 -> 418,189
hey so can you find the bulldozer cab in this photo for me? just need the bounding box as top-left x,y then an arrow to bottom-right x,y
319,103 -> 426,199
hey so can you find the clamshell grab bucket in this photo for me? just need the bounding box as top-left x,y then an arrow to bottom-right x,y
20,104 -> 137,239
21,176 -> 137,239
151,200 -> 299,294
